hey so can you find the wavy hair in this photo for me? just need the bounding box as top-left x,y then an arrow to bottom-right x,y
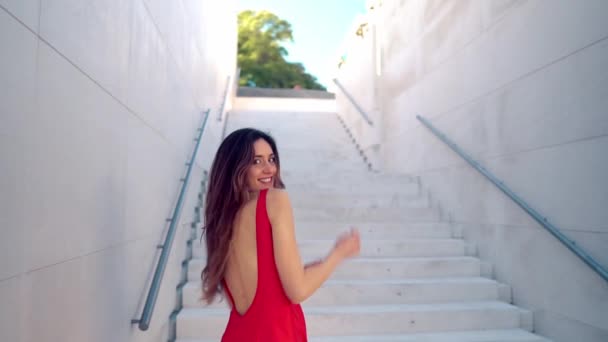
201,128 -> 285,303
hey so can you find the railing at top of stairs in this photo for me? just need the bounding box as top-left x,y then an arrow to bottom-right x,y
333,78 -> 374,126
417,114 -> 608,283
131,109 -> 210,331
217,68 -> 240,122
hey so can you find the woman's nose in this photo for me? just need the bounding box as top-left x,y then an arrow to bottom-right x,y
262,161 -> 274,172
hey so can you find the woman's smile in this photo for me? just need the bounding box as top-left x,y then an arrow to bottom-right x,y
259,177 -> 273,184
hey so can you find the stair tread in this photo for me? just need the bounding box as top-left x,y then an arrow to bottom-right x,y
184,276 -> 498,288
190,256 -> 478,263
193,238 -> 464,245
176,329 -> 549,342
178,301 -> 522,317
296,238 -> 463,243
307,330 -> 550,342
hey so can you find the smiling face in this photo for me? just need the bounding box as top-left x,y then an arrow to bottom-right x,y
246,138 -> 278,191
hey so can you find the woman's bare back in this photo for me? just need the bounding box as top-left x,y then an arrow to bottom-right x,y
224,196 -> 259,315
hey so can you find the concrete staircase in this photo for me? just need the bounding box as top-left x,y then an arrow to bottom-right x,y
176,109 -> 551,341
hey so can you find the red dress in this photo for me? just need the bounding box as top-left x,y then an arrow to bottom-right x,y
221,189 -> 308,342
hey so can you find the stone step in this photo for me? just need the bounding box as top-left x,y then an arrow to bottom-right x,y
278,146 -> 358,154
281,156 -> 365,164
290,194 -> 430,209
288,191 -> 425,207
306,330 -> 551,342
283,171 -> 415,182
177,329 -> 549,342
182,277 -> 508,308
299,238 -> 468,258
331,257 -> 481,280
293,206 -> 438,222
284,164 -> 370,172
192,238 -> 468,259
192,222 -> 456,241
280,149 -> 356,155
188,256 -> 481,282
197,190 -> 426,207
282,164 -> 368,173
286,182 -> 420,196
278,142 -> 355,150
305,277 -> 509,306
176,302 -> 528,338
286,181 -> 419,193
294,222 -> 456,239
284,171 -> 415,181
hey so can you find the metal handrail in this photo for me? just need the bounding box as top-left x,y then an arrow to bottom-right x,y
217,68 -> 241,122
217,75 -> 231,121
333,78 -> 374,126
132,109 -> 211,330
417,115 -> 608,283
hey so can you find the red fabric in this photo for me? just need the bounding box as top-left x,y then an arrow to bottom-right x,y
221,189 -> 308,342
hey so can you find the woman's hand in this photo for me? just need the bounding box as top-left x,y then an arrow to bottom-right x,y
332,228 -> 361,260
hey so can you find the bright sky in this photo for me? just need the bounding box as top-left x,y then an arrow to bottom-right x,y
237,0 -> 367,88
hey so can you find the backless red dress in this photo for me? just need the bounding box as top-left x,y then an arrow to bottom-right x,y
221,189 -> 308,341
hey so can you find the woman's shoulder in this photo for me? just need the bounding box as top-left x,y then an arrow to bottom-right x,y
266,188 -> 292,215
266,188 -> 289,203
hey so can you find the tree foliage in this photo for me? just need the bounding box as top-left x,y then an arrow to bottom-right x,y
238,10 -> 326,90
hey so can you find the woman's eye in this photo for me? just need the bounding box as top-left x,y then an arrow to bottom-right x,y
253,159 -> 261,164
269,157 -> 276,163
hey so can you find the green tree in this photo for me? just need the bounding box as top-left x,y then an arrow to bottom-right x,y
238,10 -> 326,90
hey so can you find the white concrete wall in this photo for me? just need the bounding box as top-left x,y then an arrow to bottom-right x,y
334,1 -> 608,341
0,1 -> 236,341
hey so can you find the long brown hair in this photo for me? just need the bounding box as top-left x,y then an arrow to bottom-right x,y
201,128 -> 285,303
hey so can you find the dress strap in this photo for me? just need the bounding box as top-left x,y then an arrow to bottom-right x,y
255,189 -> 273,286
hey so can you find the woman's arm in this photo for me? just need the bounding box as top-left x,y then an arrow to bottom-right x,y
266,189 -> 360,303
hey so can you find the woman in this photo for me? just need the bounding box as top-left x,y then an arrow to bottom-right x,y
201,128 -> 360,341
